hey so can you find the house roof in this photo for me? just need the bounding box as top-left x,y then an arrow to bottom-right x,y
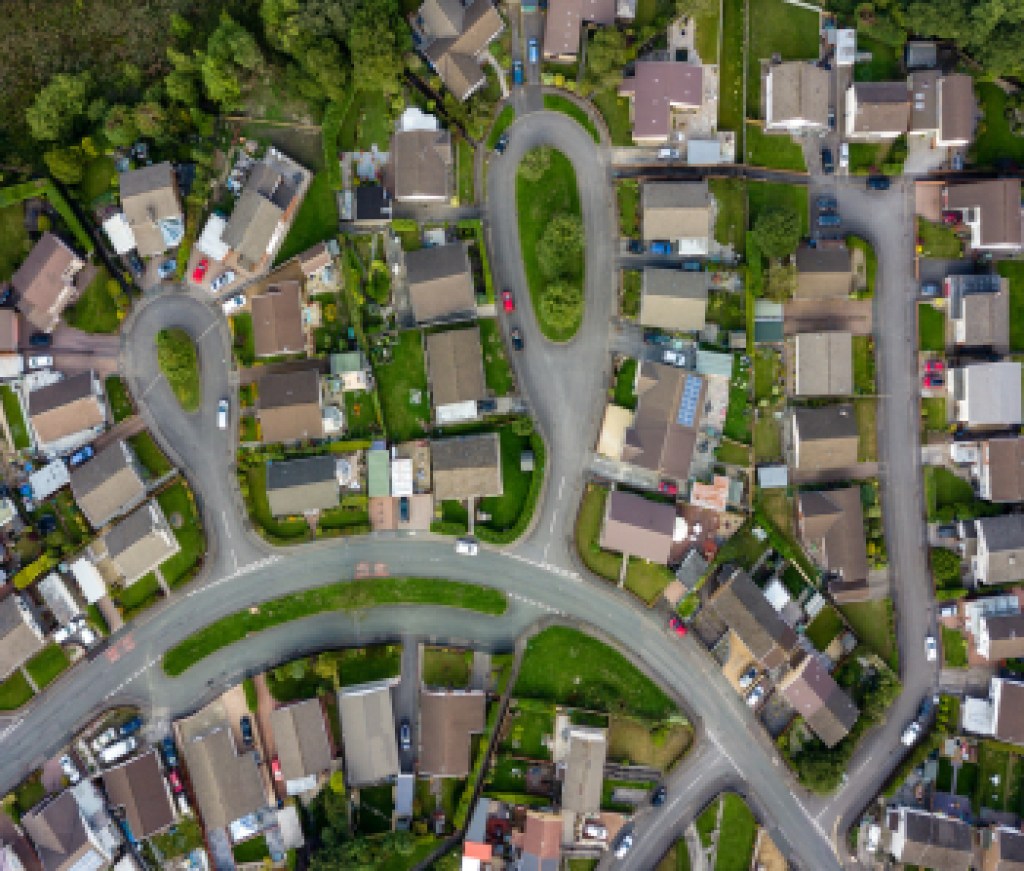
180,727 -> 266,830
984,438 -> 1024,502
405,244 -> 476,324
70,441 -> 145,529
956,287 -> 1010,350
431,433 -> 502,501
766,63 -> 829,127
938,74 -> 977,144
425,327 -> 485,409
420,0 -> 503,100
252,282 -> 304,357
391,129 -> 453,201
622,363 -> 702,481
100,750 -> 176,840
521,812 -> 563,864
946,179 -> 1022,248
29,373 -> 104,447
265,456 -> 339,517
0,310 -> 20,353
102,501 -> 179,585
794,244 -> 853,298
777,654 -> 858,747
270,699 -> 333,789
258,370 -> 323,444
976,515 -> 1024,586
119,162 -> 181,257
982,614 -> 1024,661
542,0 -> 615,57
12,233 -> 84,333
962,362 -> 1023,427
619,61 -> 703,140
848,81 -> 910,134
791,404 -> 859,471
599,490 -> 676,564
418,690 -> 486,776
561,727 -> 607,814
909,70 -> 940,132
894,807 -> 974,870
222,189 -> 284,272
640,269 -> 708,331
0,594 -> 42,681
706,568 -> 797,669
798,487 -> 868,588
21,792 -> 103,871
794,332 -> 853,396
297,242 -> 332,276
988,826 -> 1024,870
338,683 -> 400,785
642,182 -> 711,241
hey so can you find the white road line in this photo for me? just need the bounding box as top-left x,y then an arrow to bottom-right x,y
556,475 -> 565,502
198,322 -> 218,340
140,375 -> 163,399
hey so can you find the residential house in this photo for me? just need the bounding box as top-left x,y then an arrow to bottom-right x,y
965,678 -> 1024,745
265,456 -> 339,517
519,812 -> 562,870
777,654 -> 858,747
763,62 -> 829,133
794,244 -> 854,299
179,726 -> 267,831
95,500 -> 180,586
542,0 -> 615,61
118,162 -> 184,257
973,515 -> 1024,586
414,0 -> 505,101
37,574 -> 82,628
639,269 -> 708,331
599,489 -> 676,565
792,332 -> 853,396
257,370 -> 324,444
0,814 -> 38,871
885,807 -> 974,871
418,690 -> 486,777
951,362 -> 1023,429
944,180 -> 1023,253
21,791 -> 115,871
12,233 -> 86,334
908,72 -> 977,147
69,441 -> 146,530
844,81 -> 911,140
100,750 -> 176,841
946,273 -> 1010,353
975,437 -> 1024,503
0,593 -> 44,680
0,311 -> 20,354
270,698 -> 334,796
705,568 -> 798,669
28,372 -> 106,454
337,681 -> 400,786
389,110 -> 453,203
424,327 -> 486,424
561,725 -> 607,815
790,405 -> 859,472
797,487 -> 868,602
977,613 -> 1024,661
982,826 -> 1024,871
641,182 -> 711,255
251,282 -> 304,358
405,243 -> 477,325
431,433 -> 503,501
622,363 -> 704,484
618,60 -> 703,144
296,242 -> 334,280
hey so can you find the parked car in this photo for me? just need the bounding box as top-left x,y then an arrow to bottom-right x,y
127,252 -> 144,278
866,175 -> 891,190
91,727 -> 118,753
657,147 -> 681,160
901,721 -> 921,746
628,238 -> 644,254
681,260 -> 702,272
27,354 -> 53,369
271,758 -> 283,781
168,769 -> 184,794
29,332 -> 52,347
644,330 -> 670,346
818,214 -> 842,228
399,719 -> 411,751
662,349 -> 685,367
816,196 -> 837,210
240,716 -> 254,747
68,444 -> 94,467
922,375 -> 944,388
821,147 -> 834,174
0,286 -> 12,306
119,716 -> 143,737
746,685 -> 766,708
827,107 -> 836,130
501,289 -> 514,312
941,210 -> 961,226
925,635 -> 938,662
925,359 -> 944,374
217,398 -> 229,430
659,479 -> 679,496
161,736 -> 178,768
511,328 -> 524,351
669,617 -> 687,637
952,153 -> 964,171
210,270 -> 236,293
191,258 -> 209,283
59,754 -> 80,784
614,833 -> 634,859
738,667 -> 758,690
527,37 -> 539,64
222,294 -> 246,315
510,61 -> 524,87
936,524 -> 958,539
158,259 -> 177,280
99,737 -> 137,765
649,240 -> 673,255
455,538 -> 479,556
650,785 -> 667,806
920,281 -> 941,298
839,142 -> 849,171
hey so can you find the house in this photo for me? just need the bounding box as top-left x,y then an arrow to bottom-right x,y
0,311 -> 20,354
257,370 -> 324,444
296,242 -> 334,280
639,269 -> 708,331
424,327 -> 486,424
641,182 -> 711,255
265,456 -> 339,517
414,0 -> 505,101
794,244 -> 854,299
791,405 -> 859,472
21,791 -> 115,871
431,433 -> 502,501
976,437 -> 1024,502
977,613 -> 1024,661
519,812 -> 562,870
118,162 -> 184,257
618,60 -> 703,144
100,750 -> 176,840
792,332 -> 853,396
797,487 -> 869,603
973,515 -> 1024,586
96,500 -> 180,586
418,690 -> 486,777
946,273 -> 1010,352
12,233 -> 86,334
179,726 -> 266,831
964,678 -> 1024,745
622,363 -> 703,484
390,111 -> 453,203
599,490 -> 676,565
542,0 -> 615,61
337,681 -> 400,785
270,698 -> 334,795
0,814 -> 39,871
844,81 -> 910,140
405,243 -> 476,325
705,568 -> 798,669
561,725 -> 607,815
777,654 -> 858,747
69,441 -> 146,529
885,807 -> 974,871
251,282 -> 304,358
982,826 -> 1024,871
763,62 -> 829,133
28,372 -> 106,454
908,72 -> 977,147
0,593 -> 44,680
951,362 -> 1023,429
944,180 -> 1023,253
37,574 -> 82,628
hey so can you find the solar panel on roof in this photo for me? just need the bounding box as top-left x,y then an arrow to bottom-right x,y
676,375 -> 703,427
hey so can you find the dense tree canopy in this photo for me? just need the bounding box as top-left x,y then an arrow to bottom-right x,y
536,214 -> 585,281
752,208 -> 801,260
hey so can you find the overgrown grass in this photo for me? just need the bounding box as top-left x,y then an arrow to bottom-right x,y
456,138 -> 475,205
719,0 -> 744,134
805,605 -> 844,651
0,203 -> 29,282
24,644 -> 69,689
852,336 -> 876,394
105,376 -> 134,423
230,313 -> 255,367
715,793 -> 757,871
709,179 -> 746,253
543,94 -> 600,143
1,385 -> 29,449
156,481 -> 204,588
972,82 -> 1024,168
64,266 -> 119,333
747,182 -> 809,234
855,397 -> 878,462
744,124 -> 806,171
839,599 -> 897,670
156,328 -> 200,413
422,647 -> 473,688
275,172 -> 339,265
374,331 -> 430,442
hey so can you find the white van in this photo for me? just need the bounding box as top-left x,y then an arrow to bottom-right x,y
217,398 -> 229,430
454,538 -> 479,556
99,736 -> 137,765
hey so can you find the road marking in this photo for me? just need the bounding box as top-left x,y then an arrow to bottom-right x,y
184,555 -> 282,597
509,592 -> 563,615
0,715 -> 28,741
103,656 -> 161,700
556,475 -> 565,502
140,375 -> 163,399
198,322 -> 218,341
502,551 -> 581,582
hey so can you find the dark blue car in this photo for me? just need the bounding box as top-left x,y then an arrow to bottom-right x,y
161,736 -> 178,768
119,716 -> 143,737
511,60 -> 523,86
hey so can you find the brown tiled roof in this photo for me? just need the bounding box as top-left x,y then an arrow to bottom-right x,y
619,61 -> 703,140
521,812 -> 562,861
983,438 -> 1024,502
798,487 -> 868,587
297,242 -> 332,276
982,614 -> 1024,661
102,500 -> 180,584
391,129 -> 453,201
222,189 -> 284,272
791,405 -> 859,471
0,593 -> 43,681
101,750 -> 176,839
421,0 -> 503,100
542,0 -> 615,58
405,244 -> 476,324
0,310 -> 20,353
257,370 -> 323,443
270,699 -> 333,788
794,244 -> 853,299
431,433 -> 502,500
425,327 -> 485,409
21,792 -> 104,871
642,182 -> 711,241
938,74 -> 977,145
70,440 -> 146,529
622,363 -> 701,481
119,162 -> 182,257
706,568 -> 797,669
895,808 -> 974,870
418,690 -> 485,776
848,81 -> 910,134
766,63 -> 829,128
995,679 -> 1024,745
180,727 -> 266,830
12,233 -> 84,333
28,372 -> 104,446
337,683 -> 400,785
640,269 -> 708,331
599,489 -> 676,564
777,654 -> 858,747
946,180 -> 1022,248
252,282 -> 304,357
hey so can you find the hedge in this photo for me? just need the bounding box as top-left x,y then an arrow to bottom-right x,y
458,218 -> 495,301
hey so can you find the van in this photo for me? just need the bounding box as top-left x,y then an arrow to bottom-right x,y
99,737 -> 137,765
511,61 -> 523,87
839,143 -> 849,170
217,398 -> 229,430
455,538 -> 479,556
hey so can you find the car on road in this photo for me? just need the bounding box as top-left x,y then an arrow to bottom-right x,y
901,721 -> 922,746
217,398 -> 229,430
738,666 -> 758,690
649,240 -> 673,255
669,617 -> 687,637
168,769 -> 184,794
839,142 -> 849,171
821,147 -> 834,174
614,833 -> 634,859
867,175 -> 891,190
920,281 -> 941,298
240,715 -> 254,748
922,375 -> 944,389
924,359 -> 944,374
158,259 -> 177,280
495,131 -> 510,154
511,328 -> 524,351
59,754 -> 80,784
210,270 -> 236,293
399,719 -> 411,751
192,258 -> 209,283
222,294 -> 246,315
501,289 -> 514,312
271,758 -> 283,781
746,684 -> 766,708
657,147 -> 681,160
455,538 -> 479,556
510,61 -> 523,87
659,479 -> 679,496
161,736 -> 178,768
827,107 -> 836,129
29,332 -> 52,347
925,635 -> 938,661
27,354 -> 53,369
527,37 -> 539,64
650,785 -> 667,806
68,445 -> 94,467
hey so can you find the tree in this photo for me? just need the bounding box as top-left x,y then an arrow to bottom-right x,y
519,146 -> 551,182
585,27 -> 631,93
347,7 -> 403,95
43,146 -> 87,185
26,72 -> 92,142
752,208 -> 801,259
930,546 -> 962,588
536,213 -> 585,280
540,281 -> 583,329
134,102 -> 167,139
103,105 -> 139,148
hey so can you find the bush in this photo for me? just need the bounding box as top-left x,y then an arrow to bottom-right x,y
156,329 -> 200,412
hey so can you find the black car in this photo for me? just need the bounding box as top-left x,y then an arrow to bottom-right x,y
821,148 -> 834,174
627,238 -> 644,254
866,175 -> 891,190
494,132 -> 510,154
920,281 -> 941,298
127,252 -> 144,278
650,785 -> 667,807
29,332 -> 52,347
240,716 -> 254,747
511,328 -> 524,351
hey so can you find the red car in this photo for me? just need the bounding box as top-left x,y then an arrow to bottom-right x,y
658,480 -> 678,496
925,359 -> 944,374
168,769 -> 183,794
941,210 -> 960,226
501,289 -> 514,313
669,617 -> 687,637
923,375 -> 944,389
192,258 -> 209,283
271,758 -> 283,782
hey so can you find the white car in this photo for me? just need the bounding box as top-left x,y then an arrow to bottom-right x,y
210,270 -> 236,293
221,294 -> 246,315
738,666 -> 758,690
839,142 -> 849,171
662,349 -> 685,367
657,147 -> 680,160
217,398 -> 229,430
901,722 -> 921,747
59,754 -> 80,784
925,635 -> 938,662
27,355 -> 53,369
745,684 -> 766,708
91,727 -> 118,753
455,538 -> 479,556
614,833 -> 634,859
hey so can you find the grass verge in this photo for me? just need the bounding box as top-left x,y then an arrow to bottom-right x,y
543,94 -> 600,142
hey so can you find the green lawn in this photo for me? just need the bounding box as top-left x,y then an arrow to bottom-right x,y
474,425 -> 538,538
64,266 -> 119,333
715,439 -> 750,466
747,0 -> 820,119
356,784 -> 394,835
921,396 -> 948,432
918,303 -> 945,351
622,270 -> 640,318
975,743 -> 1012,812
487,106 -> 516,149
715,793 -> 757,871
615,359 -> 638,409
697,800 -> 718,849
846,235 -> 877,295
839,599 -> 897,669
157,481 -> 204,588
853,35 -> 901,82
150,817 -> 204,859
625,559 -> 675,605
618,179 -> 640,238
0,203 -> 30,282
747,182 -> 809,234
343,391 -> 380,438
972,83 -> 1024,168
848,143 -> 888,175
128,431 -> 172,478
24,644 -> 70,690
338,89 -> 392,151
543,94 -> 600,143
753,415 -> 782,461
719,0 -> 744,133
422,647 -> 473,688
942,626 -> 968,669
591,87 -> 634,146
998,261 -> 1024,352
855,397 -> 878,462
709,179 -> 746,253
754,347 -> 782,402
456,137 -> 475,205
479,319 -> 514,396
336,645 -> 403,687
245,463 -> 311,542
805,605 -> 844,651
500,700 -> 555,758
156,328 -> 200,413
852,335 -> 876,394
232,839 -> 269,864
712,520 -> 769,570
695,7 -> 719,64
744,124 -> 806,171
0,670 -> 34,710
105,376 -> 134,423
0,385 -> 29,449
917,217 -> 963,259
78,156 -> 116,204
117,572 -> 162,619
230,313 -> 255,367
163,578 -> 507,675
514,626 -> 676,720
274,172 -> 339,265
516,147 -> 583,341
374,331 -> 430,442
575,485 -> 624,582
723,356 -> 752,444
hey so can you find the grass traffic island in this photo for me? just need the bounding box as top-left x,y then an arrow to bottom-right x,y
156,328 -> 200,413
162,578 -> 508,675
